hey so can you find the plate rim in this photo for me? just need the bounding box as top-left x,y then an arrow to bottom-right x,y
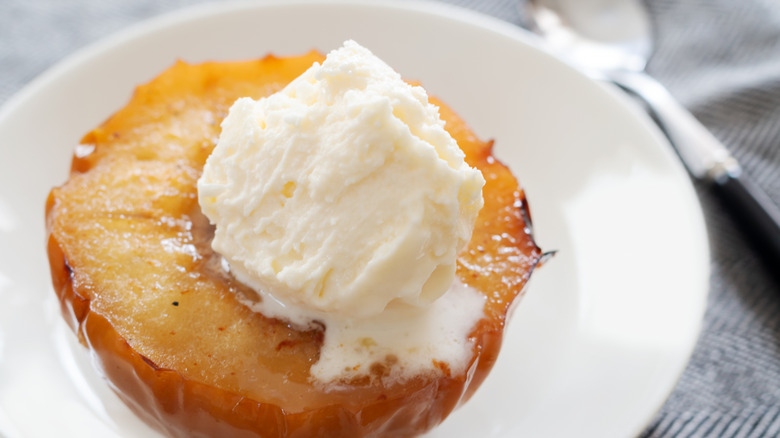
0,0 -> 547,122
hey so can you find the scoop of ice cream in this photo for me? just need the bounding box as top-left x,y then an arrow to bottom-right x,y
198,40 -> 485,323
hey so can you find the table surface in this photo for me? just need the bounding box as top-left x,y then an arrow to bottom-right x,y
2,0 -> 779,437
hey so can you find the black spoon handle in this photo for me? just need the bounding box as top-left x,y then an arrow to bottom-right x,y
713,170 -> 780,266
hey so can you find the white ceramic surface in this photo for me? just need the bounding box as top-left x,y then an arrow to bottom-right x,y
0,1 -> 709,437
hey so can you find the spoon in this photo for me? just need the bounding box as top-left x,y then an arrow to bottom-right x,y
520,0 -> 780,267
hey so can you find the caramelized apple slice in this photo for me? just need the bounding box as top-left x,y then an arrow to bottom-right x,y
46,52 -> 542,437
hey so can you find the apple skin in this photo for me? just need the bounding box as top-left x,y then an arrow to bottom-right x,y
45,53 -> 542,438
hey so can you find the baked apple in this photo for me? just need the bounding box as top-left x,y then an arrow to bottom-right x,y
46,50 -> 542,437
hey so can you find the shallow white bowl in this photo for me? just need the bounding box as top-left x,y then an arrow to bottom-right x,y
0,1 -> 708,437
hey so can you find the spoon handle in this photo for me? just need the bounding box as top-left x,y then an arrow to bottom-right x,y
713,170 -> 780,265
609,70 -> 732,179
610,70 -> 780,265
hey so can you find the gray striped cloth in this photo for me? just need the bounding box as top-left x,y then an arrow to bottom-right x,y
2,0 -> 779,436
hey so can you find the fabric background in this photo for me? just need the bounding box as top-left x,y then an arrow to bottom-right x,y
2,0 -> 779,436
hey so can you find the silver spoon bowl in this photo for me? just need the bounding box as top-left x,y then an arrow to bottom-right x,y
524,0 -> 651,73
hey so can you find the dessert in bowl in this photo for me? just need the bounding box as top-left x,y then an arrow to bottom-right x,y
45,40 -> 542,437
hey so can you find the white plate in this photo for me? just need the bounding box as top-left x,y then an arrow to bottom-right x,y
0,1 -> 709,437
